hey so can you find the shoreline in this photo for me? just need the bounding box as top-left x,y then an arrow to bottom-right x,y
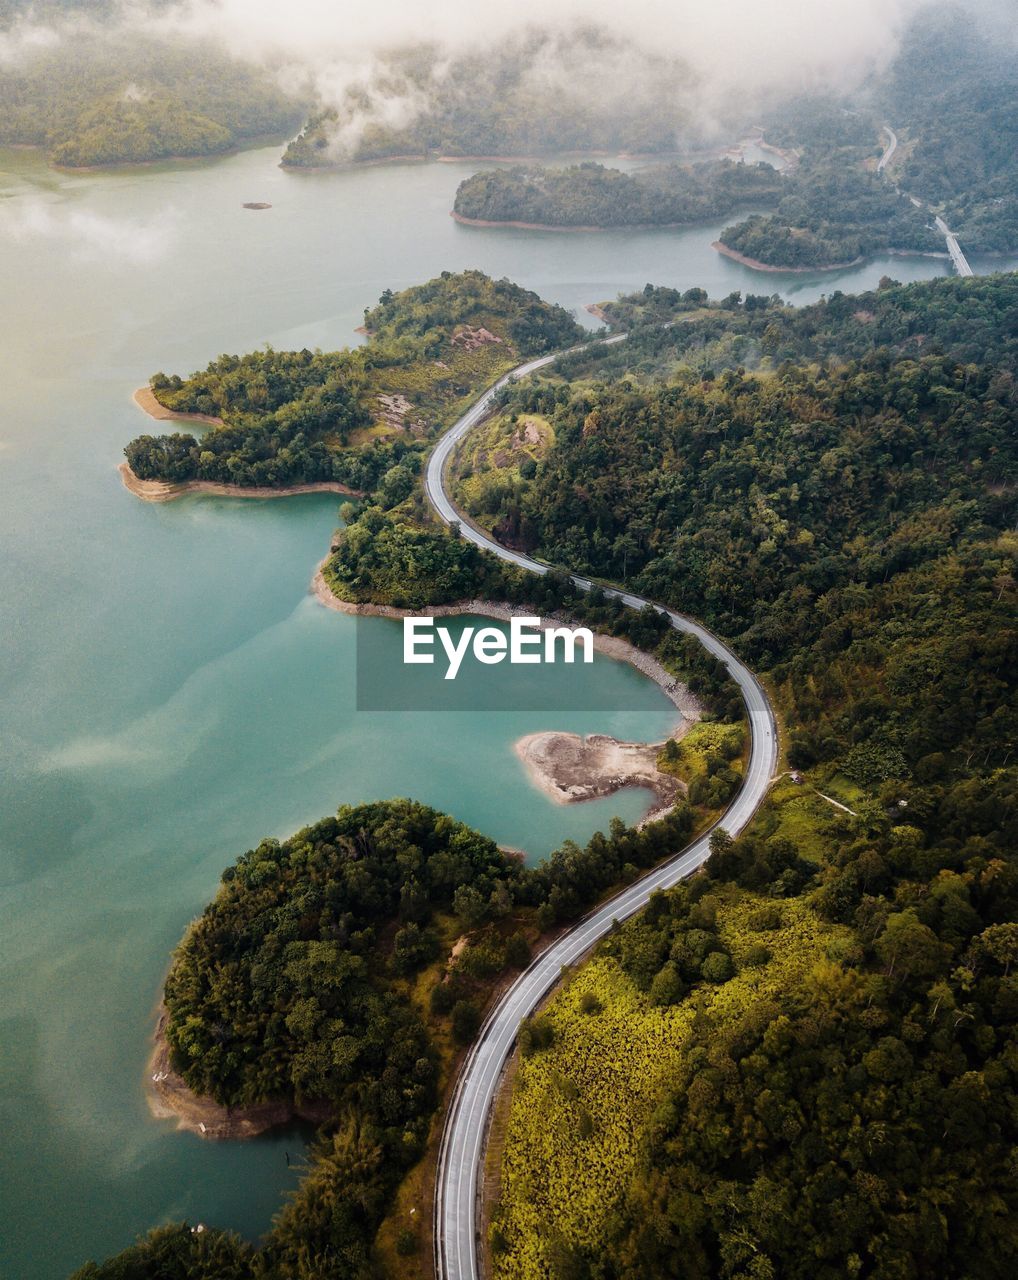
119,460 -> 364,504
133,385 -> 225,427
311,562 -> 703,721
147,1004 -> 332,1139
514,730 -> 684,827
712,240 -> 865,273
43,130 -> 300,173
311,563 -> 702,827
451,210 -> 691,234
283,148 -> 680,173
281,152 -> 430,172
150,570 -> 702,1138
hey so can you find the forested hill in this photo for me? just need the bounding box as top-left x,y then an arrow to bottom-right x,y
881,6 -> 1018,252
453,160 -> 784,228
0,31 -> 303,167
751,9 -> 1018,258
592,272 -> 1018,374
451,270 -> 1018,1278
281,29 -> 691,167
123,271 -> 583,490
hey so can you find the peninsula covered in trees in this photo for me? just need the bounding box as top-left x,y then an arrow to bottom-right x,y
715,164 -> 942,269
452,160 -> 784,230
123,271 -> 583,492
76,797 -> 701,1278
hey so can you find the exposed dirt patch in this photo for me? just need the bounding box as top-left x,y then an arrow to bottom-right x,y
451,324 -> 503,352
515,731 -> 685,826
377,392 -> 428,435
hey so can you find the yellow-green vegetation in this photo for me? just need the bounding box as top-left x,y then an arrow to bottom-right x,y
366,332 -> 519,436
492,889 -> 844,1278
658,721 -> 745,812
453,411 -> 554,513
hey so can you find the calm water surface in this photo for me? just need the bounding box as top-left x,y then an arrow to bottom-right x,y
2,143 -> 1013,1278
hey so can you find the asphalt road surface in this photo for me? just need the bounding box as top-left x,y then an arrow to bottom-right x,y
427,335 -> 780,1280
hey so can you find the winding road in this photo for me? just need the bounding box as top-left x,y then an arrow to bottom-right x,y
427,337 -> 780,1280
877,121 -> 974,276
877,125 -> 898,173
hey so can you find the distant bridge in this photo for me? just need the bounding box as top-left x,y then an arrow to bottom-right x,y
934,215 -> 975,277
878,121 -> 974,278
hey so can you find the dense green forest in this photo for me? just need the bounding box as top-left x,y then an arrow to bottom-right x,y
98,269 -> 1018,1278
124,271 -> 583,489
587,272 -> 1018,375
453,160 -> 784,228
0,31 -> 302,166
717,165 -> 942,269
75,799 -> 706,1279
281,29 -> 691,167
434,272 -> 1018,1277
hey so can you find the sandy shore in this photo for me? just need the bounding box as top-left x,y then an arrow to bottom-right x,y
119,460 -> 364,504
147,1005 -> 332,1139
452,210 -> 689,234
712,240 -> 864,273
313,564 -> 701,825
586,303 -> 610,324
514,731 -> 683,826
312,563 -> 703,721
133,385 -> 225,427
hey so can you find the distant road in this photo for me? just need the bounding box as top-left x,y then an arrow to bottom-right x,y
426,337 -> 780,1280
878,125 -> 898,172
879,122 -> 974,277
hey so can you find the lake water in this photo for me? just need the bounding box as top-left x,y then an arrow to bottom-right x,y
1,142 -> 1014,1278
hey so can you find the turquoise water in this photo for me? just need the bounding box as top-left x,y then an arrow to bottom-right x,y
2,143 -> 1014,1278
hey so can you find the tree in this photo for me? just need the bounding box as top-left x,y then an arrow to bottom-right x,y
453,883 -> 488,929
451,999 -> 481,1044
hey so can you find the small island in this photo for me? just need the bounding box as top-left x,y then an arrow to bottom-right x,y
452,160 -> 785,231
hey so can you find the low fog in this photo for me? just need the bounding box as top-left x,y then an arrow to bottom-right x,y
3,0 -> 1015,156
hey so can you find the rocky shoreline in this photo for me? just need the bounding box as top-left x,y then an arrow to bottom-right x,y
712,240 -> 865,273
311,563 -> 702,826
146,1005 -> 332,1140
119,460 -> 364,504
133,385 -> 225,427
514,730 -> 684,826
452,210 -> 688,234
